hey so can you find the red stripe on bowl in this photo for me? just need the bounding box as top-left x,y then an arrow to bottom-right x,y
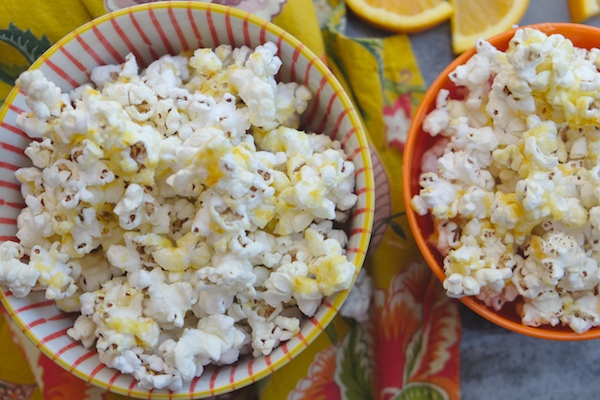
290,43 -> 303,83
14,299 -> 54,313
331,107 -> 350,138
322,300 -> 338,312
59,47 -> 87,72
92,25 -> 122,62
25,317 -> 47,330
265,354 -> 273,372
107,371 -> 121,389
305,76 -> 327,123
355,186 -> 374,196
206,6 -> 219,46
349,228 -> 369,238
0,121 -> 28,139
53,341 -> 79,360
129,10 -> 159,60
70,350 -> 97,372
129,10 -> 151,45
347,146 -> 367,162
243,14 -> 251,47
0,181 -> 20,191
88,363 -> 106,382
309,316 -> 324,331
346,247 -> 366,255
75,35 -> 105,66
247,358 -> 254,382
0,236 -> 17,241
0,218 -> 17,225
209,366 -> 221,396
351,207 -> 369,217
316,86 -> 337,134
281,342 -> 293,360
303,57 -> 316,88
229,363 -> 237,388
297,332 -> 308,347
225,8 -> 236,48
354,166 -> 366,177
149,7 -> 175,55
260,22 -> 267,44
187,5 -> 203,45
40,327 -> 69,345
8,104 -> 25,114
48,313 -> 72,321
189,376 -> 200,395
274,31 -> 286,80
169,5 -> 189,50
110,19 -> 143,63
0,161 -> 20,171
127,378 -> 137,396
340,127 -> 356,148
276,32 -> 285,71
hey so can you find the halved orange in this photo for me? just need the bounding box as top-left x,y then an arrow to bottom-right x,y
344,0 -> 454,33
568,0 -> 600,22
450,0 -> 530,54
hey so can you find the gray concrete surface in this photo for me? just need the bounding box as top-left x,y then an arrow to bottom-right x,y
347,1 -> 600,398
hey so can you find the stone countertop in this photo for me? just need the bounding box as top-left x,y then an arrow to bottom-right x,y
347,1 -> 600,398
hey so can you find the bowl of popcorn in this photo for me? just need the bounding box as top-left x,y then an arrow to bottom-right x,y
0,2 -> 374,397
404,23 -> 600,340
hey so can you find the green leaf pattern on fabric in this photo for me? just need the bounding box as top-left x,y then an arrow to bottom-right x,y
391,382 -> 449,400
403,331 -> 423,382
0,22 -> 51,85
334,321 -> 373,400
353,37 -> 385,92
0,63 -> 27,88
0,22 -> 52,63
382,79 -> 426,107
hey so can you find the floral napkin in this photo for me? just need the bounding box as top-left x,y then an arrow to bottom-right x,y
0,0 -> 460,399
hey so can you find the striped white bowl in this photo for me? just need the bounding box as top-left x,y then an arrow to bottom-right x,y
0,2 -> 374,398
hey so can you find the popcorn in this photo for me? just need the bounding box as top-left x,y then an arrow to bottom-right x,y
67,315 -> 97,348
15,70 -> 64,120
143,280 -> 197,328
0,242 -> 40,298
159,315 -> 246,381
29,242 -> 79,300
4,42 -> 359,388
412,27 -> 600,333
339,268 -> 372,323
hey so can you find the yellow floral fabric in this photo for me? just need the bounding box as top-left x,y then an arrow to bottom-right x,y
0,0 -> 461,399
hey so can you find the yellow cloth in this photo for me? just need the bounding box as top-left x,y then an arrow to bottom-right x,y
0,0 -> 461,399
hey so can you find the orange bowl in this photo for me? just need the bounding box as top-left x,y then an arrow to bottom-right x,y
403,23 -> 600,341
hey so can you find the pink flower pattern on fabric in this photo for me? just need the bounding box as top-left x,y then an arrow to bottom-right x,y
372,262 -> 460,400
384,92 -> 412,152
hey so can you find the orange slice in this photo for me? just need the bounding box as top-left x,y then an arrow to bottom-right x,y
568,0 -> 600,22
450,0 -> 530,54
344,0 -> 454,33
